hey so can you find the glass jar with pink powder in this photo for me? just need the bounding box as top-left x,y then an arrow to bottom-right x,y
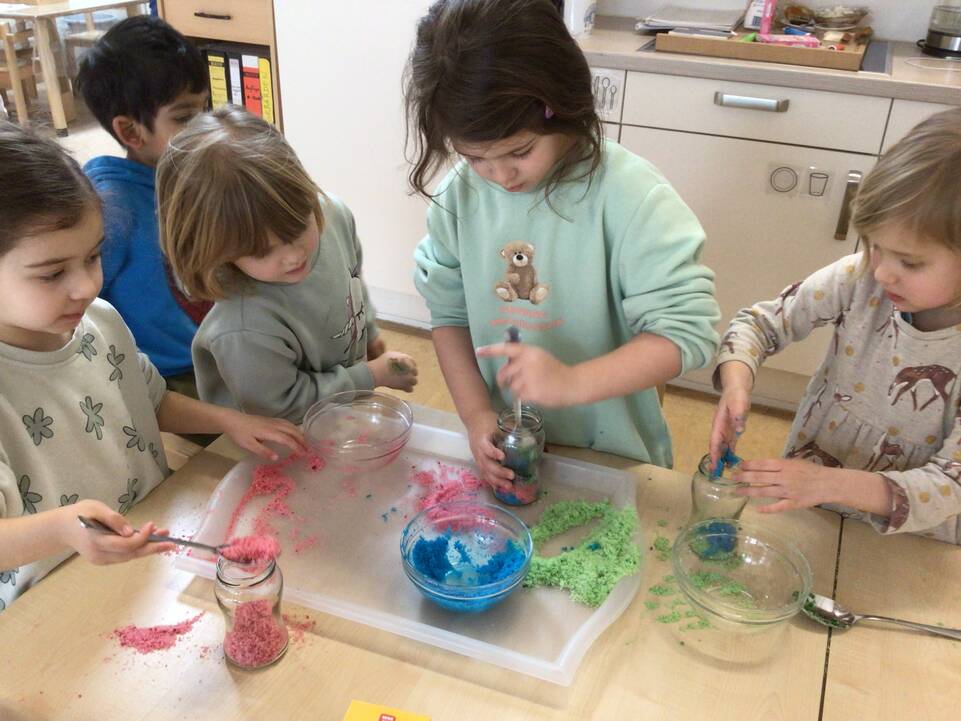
215,557 -> 289,669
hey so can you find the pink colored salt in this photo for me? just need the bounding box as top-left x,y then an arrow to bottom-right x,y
282,612 -> 316,645
223,452 -> 323,558
113,612 -> 204,654
221,534 -> 281,564
224,599 -> 288,668
412,461 -> 486,531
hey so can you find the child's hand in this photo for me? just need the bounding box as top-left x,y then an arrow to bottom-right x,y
367,336 -> 387,361
369,352 -> 418,392
476,343 -> 579,407
733,458 -> 836,513
221,410 -> 308,461
465,410 -> 515,492
709,385 -> 751,467
65,500 -> 175,564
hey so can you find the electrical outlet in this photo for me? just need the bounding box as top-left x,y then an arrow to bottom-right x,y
589,67 -> 625,122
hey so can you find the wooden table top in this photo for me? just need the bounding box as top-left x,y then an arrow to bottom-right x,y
0,407 -> 956,720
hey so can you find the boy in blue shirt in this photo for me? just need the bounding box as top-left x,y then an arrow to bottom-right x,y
76,16 -> 210,395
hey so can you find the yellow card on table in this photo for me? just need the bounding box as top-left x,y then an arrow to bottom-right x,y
342,700 -> 430,721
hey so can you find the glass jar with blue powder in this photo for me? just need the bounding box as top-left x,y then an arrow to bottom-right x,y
493,406 -> 545,506
689,452 -> 748,526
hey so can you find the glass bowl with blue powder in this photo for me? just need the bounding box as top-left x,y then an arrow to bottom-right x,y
400,501 -> 533,613
672,519 -> 812,632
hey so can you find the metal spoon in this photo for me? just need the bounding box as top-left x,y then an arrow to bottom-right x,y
77,515 -> 227,556
505,326 -> 522,431
802,592 -> 961,640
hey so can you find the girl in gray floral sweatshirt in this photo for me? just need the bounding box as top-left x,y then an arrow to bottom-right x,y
710,108 -> 961,545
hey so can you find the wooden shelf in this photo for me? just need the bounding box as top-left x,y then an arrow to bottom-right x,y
158,0 -> 282,129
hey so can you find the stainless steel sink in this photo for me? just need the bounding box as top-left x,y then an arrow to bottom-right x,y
861,40 -> 892,74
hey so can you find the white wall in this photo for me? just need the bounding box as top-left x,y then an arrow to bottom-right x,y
274,1 -> 434,326
599,0 -> 940,43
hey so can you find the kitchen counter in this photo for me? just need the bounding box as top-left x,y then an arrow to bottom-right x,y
2,406 -> 960,720
581,16 -> 961,105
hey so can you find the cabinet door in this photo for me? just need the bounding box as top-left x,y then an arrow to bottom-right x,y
621,125 -> 875,380
882,99 -> 958,153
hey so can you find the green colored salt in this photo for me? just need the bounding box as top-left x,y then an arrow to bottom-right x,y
648,584 -> 675,597
524,500 -> 641,607
656,610 -> 682,624
652,535 -> 671,561
644,600 -> 660,610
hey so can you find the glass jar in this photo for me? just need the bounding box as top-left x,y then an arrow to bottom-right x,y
493,406 -> 546,506
215,557 -> 289,669
688,453 -> 748,526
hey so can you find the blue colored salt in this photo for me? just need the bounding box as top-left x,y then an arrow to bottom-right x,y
409,533 -> 528,611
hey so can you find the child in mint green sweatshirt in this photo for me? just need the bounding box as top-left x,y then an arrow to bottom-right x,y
406,0 -> 720,492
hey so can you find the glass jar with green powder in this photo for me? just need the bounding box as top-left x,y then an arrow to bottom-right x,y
493,406 -> 545,506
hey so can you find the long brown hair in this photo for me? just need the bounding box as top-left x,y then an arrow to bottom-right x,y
0,121 -> 100,256
156,106 -> 324,301
404,0 -> 602,204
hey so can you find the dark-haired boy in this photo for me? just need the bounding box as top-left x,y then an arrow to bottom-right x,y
76,15 -> 210,395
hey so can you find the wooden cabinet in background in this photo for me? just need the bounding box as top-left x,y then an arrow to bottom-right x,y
158,0 -> 282,129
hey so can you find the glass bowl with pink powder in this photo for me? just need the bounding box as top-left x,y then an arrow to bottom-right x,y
401,500 -> 533,613
303,390 -> 413,473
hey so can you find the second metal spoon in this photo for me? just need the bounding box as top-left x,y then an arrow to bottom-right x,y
802,591 -> 961,641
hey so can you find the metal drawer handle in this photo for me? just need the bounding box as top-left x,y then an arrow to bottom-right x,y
713,91 -> 790,112
834,170 -> 863,240
193,11 -> 232,20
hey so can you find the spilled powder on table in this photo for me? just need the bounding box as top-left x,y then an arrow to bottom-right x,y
222,453 -> 325,557
282,612 -> 317,645
112,612 -> 205,654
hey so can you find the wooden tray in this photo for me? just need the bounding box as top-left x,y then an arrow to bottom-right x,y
655,29 -> 868,71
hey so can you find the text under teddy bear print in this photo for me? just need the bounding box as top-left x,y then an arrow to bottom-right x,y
490,242 -> 565,332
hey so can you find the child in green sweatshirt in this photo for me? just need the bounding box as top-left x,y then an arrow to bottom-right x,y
407,0 -> 720,493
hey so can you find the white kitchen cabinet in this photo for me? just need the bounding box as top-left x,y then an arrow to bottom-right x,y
620,125 -> 876,407
623,72 -> 891,155
882,98 -> 958,153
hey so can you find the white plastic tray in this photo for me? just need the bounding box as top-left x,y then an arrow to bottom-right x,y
175,410 -> 642,685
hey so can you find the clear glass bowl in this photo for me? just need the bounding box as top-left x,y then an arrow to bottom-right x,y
672,519 -> 812,629
303,390 -> 412,472
400,501 -> 533,613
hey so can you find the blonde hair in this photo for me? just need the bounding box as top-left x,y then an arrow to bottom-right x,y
852,107 -> 961,252
157,106 -> 324,300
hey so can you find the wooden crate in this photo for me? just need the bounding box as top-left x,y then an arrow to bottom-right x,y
655,30 -> 868,72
